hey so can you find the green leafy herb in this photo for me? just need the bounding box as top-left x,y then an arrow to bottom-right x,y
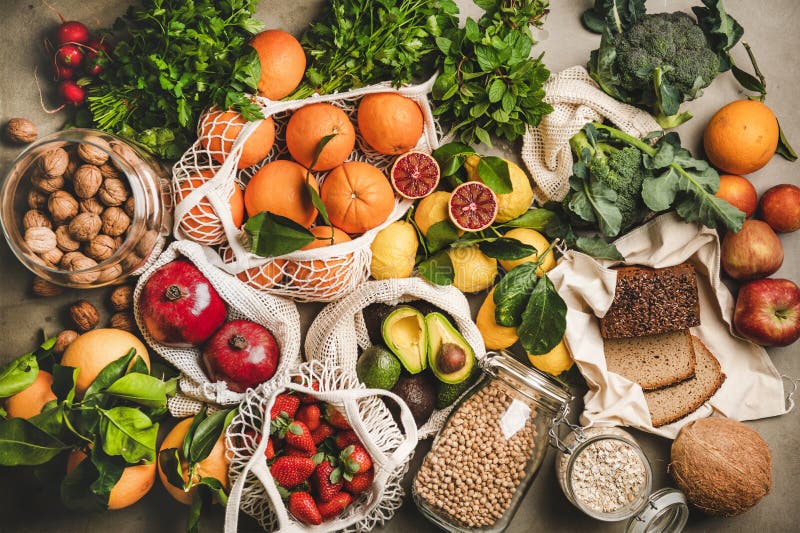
518,274 -> 567,355
245,212 -> 316,257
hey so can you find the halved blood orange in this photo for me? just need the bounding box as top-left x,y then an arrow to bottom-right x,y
390,150 -> 440,199
448,182 -> 498,232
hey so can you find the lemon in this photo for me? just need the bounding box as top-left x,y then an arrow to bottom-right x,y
447,245 -> 497,293
527,339 -> 574,376
414,191 -> 455,236
370,220 -> 418,280
499,228 -> 556,275
476,287 -> 519,350
466,155 -> 534,223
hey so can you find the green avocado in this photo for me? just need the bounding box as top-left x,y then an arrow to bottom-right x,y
436,369 -> 479,409
381,306 -> 428,374
426,312 -> 475,384
356,346 -> 402,390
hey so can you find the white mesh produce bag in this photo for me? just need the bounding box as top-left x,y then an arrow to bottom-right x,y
170,77 -> 440,302
305,277 -> 487,438
224,359 -> 418,532
132,239 -> 301,416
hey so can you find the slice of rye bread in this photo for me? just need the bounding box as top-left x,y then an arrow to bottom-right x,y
604,330 -> 696,390
644,335 -> 726,427
600,263 -> 701,339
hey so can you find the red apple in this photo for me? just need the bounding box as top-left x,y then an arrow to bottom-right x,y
758,184 -> 800,233
721,220 -> 783,280
139,259 -> 227,346
202,320 -> 280,392
716,174 -> 757,218
734,278 -> 800,347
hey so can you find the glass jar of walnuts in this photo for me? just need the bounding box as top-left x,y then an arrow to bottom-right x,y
1,129 -> 170,287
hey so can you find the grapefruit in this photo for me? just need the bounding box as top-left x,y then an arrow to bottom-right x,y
67,450 -> 156,510
448,182 -> 498,232
357,93 -> 424,155
244,159 -> 319,226
286,103 -> 356,171
320,161 -> 395,234
286,226 -> 353,299
198,110 -> 275,169
250,29 -> 306,100
175,168 -> 245,245
390,151 -> 440,199
704,100 -> 779,175
4,370 -> 56,419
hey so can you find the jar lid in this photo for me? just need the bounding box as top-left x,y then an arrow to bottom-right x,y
625,488 -> 689,533
483,351 -> 571,413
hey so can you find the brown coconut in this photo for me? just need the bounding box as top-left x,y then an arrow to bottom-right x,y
670,417 -> 772,516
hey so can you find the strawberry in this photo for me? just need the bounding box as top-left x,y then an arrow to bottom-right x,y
285,420 -> 316,454
288,491 -> 322,525
317,491 -> 353,521
340,444 -> 373,477
270,456 -> 316,488
270,393 -> 301,420
295,404 -> 322,431
324,404 -> 351,430
265,436 -> 275,460
343,467 -> 374,495
284,447 -> 315,458
298,380 -> 321,404
311,423 -> 334,445
334,430 -> 361,450
311,459 -> 343,503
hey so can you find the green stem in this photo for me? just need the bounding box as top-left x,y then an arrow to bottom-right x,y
742,42 -> 767,101
593,123 -> 656,156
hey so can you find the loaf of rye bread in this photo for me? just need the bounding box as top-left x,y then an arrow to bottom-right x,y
604,330 -> 696,390
600,263 -> 701,339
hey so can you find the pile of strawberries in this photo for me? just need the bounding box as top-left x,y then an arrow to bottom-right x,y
260,389 -> 375,525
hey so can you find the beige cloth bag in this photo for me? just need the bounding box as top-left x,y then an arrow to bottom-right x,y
548,213 -> 790,439
521,66 -> 661,202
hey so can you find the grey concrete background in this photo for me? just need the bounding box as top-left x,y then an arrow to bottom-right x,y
0,0 -> 798,531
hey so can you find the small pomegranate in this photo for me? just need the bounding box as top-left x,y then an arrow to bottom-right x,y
202,320 -> 280,392
138,259 -> 227,347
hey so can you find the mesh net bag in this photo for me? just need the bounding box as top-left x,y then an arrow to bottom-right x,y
224,359 -> 418,532
304,277 -> 487,438
170,77 -> 440,302
132,240 -> 302,416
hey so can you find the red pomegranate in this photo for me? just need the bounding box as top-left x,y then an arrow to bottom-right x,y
138,259 -> 227,347
202,320 -> 280,392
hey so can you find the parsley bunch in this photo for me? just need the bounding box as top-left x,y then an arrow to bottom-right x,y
86,0 -> 264,159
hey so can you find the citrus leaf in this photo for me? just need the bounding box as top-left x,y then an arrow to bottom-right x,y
518,275 -> 567,355
307,184 -> 330,226
189,408 -> 233,464
83,350 -> 137,400
245,212 -> 315,257
159,447 -> 186,490
183,405 -> 207,461
777,121 -> 798,161
478,238 -> 535,260
51,364 -> 79,406
0,352 -> 38,398
425,220 -> 461,252
309,133 -> 337,171
105,373 -> 169,408
0,417 -> 68,466
477,156 -> 512,194
574,236 -> 625,261
493,262 -> 539,327
98,406 -> 158,464
417,251 -> 454,286
502,208 -> 554,230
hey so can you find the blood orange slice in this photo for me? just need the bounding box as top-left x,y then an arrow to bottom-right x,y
448,182 -> 498,232
390,150 -> 440,199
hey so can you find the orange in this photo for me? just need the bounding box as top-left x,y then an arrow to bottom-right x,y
716,174 -> 758,218
320,161 -> 394,234
175,168 -> 245,244
250,29 -> 306,100
285,103 -> 356,170
61,329 -> 150,396
157,418 -> 230,506
704,100 -> 779,175
4,370 -> 56,419
286,226 -> 353,299
199,109 -> 276,169
244,159 -> 319,226
67,450 -> 156,510
220,245 -> 285,290
357,93 -> 424,155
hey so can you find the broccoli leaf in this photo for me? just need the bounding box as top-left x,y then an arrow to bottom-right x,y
692,0 -> 744,72
587,30 -> 626,101
581,0 -> 647,34
575,237 -> 625,261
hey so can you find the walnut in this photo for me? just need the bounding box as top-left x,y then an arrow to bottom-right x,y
109,312 -> 136,332
68,212 -> 102,242
79,197 -> 104,215
135,229 -> 160,258
65,254 -> 100,285
48,190 -> 78,224
109,285 -> 133,311
110,141 -> 142,168
24,226 -> 57,253
39,147 -> 69,178
4,118 -> 38,143
73,165 -> 103,199
22,209 -> 52,230
39,247 -> 64,267
70,300 -> 99,331
31,173 -> 65,194
77,138 -> 111,165
123,196 -> 135,218
31,276 -> 63,296
28,189 -> 48,210
121,253 -> 143,271
98,178 -> 128,206
97,264 -> 123,283
60,251 -> 84,269
64,153 -> 79,181
101,207 -> 131,237
55,225 -> 80,252
53,330 -> 79,355
84,234 -> 117,261
99,162 -> 122,179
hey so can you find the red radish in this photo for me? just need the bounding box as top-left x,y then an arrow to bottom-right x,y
84,37 -> 111,76
58,81 -> 86,106
86,37 -> 111,55
202,320 -> 280,392
53,64 -> 75,81
54,21 -> 89,46
56,44 -> 84,68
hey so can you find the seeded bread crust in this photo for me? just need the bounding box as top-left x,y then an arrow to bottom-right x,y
604,330 -> 697,390
600,263 -> 701,339
644,335 -> 726,427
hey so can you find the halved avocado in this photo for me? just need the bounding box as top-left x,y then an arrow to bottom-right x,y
381,306 -> 427,374
426,312 -> 475,384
